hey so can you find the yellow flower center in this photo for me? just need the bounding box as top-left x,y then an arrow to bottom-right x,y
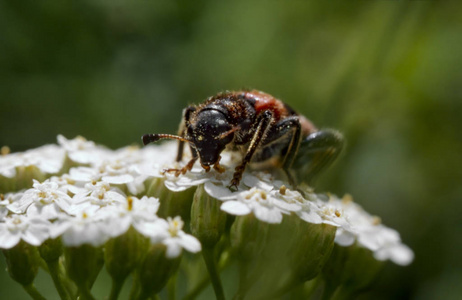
127,197 -> 133,211
1,146 -> 10,156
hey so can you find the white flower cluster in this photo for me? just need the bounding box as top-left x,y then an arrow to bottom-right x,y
203,175 -> 413,266
0,136 -> 413,265
0,144 -> 64,178
0,136 -> 200,258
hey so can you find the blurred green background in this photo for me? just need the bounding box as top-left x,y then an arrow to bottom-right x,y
1,0 -> 461,299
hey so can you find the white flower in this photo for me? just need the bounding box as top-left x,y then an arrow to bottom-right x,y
57,135 -> 109,165
68,167 -> 103,183
102,196 -> 160,238
277,189 -> 325,224
7,180 -> 72,219
204,172 -> 279,201
137,142 -> 196,178
1,193 -> 23,221
142,216 -> 201,258
100,160 -> 135,184
374,242 -> 414,266
50,207 -> 110,247
312,199 -> 356,246
0,198 -> 9,220
0,154 -> 16,178
325,194 -> 414,265
49,175 -> 85,195
68,148 -> 147,195
0,214 -> 51,249
71,181 -> 126,213
97,159 -> 145,195
220,187 -> 302,224
163,171 -> 212,192
0,144 -> 65,178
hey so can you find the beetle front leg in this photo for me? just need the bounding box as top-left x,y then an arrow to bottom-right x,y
176,106 -> 196,162
165,147 -> 199,176
292,129 -> 344,185
229,110 -> 274,191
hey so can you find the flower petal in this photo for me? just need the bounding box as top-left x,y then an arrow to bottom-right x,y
221,201 -> 251,215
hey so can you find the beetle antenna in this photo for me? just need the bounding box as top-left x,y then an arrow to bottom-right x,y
142,134 -> 191,145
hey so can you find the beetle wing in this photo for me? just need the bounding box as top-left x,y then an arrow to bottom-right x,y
292,129 -> 344,185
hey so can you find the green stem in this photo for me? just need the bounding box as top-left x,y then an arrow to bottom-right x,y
184,250 -> 230,300
109,277 -> 125,300
233,262 -> 248,300
78,286 -> 96,300
146,178 -> 159,196
330,286 -> 354,300
135,289 -> 154,300
62,276 -> 78,300
304,277 -> 322,299
47,260 -> 71,300
183,273 -> 211,300
58,258 -> 78,299
202,247 -> 225,300
321,280 -> 338,300
129,273 -> 141,300
23,284 -> 47,300
271,275 -> 304,299
39,257 -> 50,273
167,272 -> 177,300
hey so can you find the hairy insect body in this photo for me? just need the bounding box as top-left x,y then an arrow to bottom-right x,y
198,94 -> 256,146
142,90 -> 343,191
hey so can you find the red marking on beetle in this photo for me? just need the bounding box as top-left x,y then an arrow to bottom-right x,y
244,90 -> 317,135
244,91 -> 287,121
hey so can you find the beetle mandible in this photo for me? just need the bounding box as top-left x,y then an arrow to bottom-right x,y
142,90 -> 344,191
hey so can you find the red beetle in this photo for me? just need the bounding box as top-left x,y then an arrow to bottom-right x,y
143,90 -> 343,190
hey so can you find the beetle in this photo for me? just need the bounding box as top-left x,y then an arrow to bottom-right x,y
142,90 -> 344,191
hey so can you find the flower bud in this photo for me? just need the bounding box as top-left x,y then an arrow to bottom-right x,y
64,245 -> 104,292
146,178 -> 195,225
230,214 -> 269,260
2,241 -> 41,286
0,176 -> 14,194
322,243 -> 384,297
1,165 -> 47,193
238,216 -> 336,300
290,219 -> 336,282
190,185 -> 227,248
137,243 -> 181,297
105,226 -> 149,283
38,238 -> 63,263
17,165 -> 46,191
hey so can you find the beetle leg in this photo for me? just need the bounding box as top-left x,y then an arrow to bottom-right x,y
250,116 -> 302,188
276,117 -> 302,188
229,110 -> 274,191
213,156 -> 226,173
292,129 -> 344,185
164,147 -> 198,176
176,106 -> 196,162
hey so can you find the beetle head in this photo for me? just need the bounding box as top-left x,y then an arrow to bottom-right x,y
188,109 -> 234,167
